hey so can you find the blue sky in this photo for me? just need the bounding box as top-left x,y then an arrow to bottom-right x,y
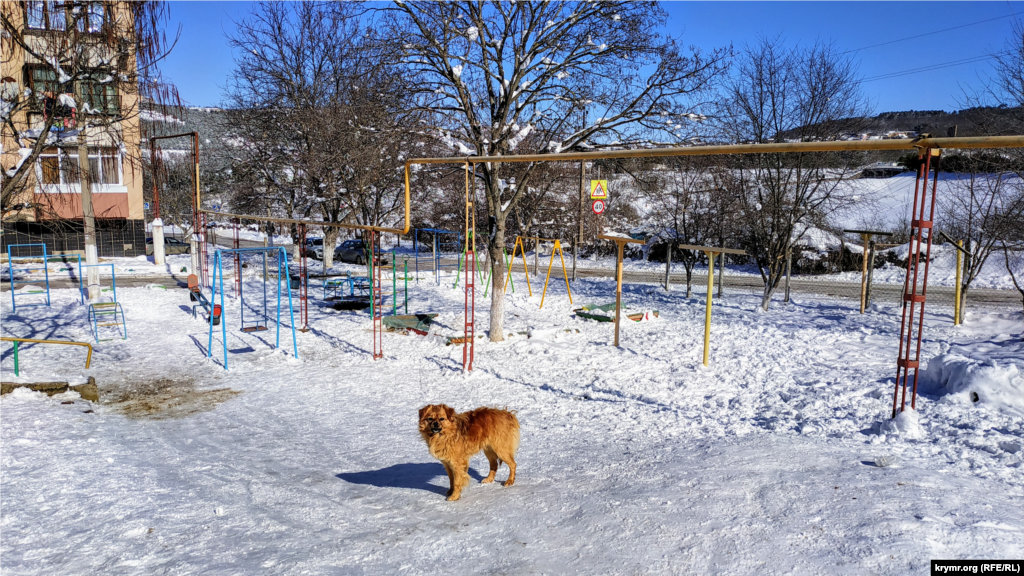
160,1 -> 1023,114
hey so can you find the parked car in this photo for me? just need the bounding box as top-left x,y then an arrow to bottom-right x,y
302,237 -> 324,258
314,239 -> 387,266
146,236 -> 190,255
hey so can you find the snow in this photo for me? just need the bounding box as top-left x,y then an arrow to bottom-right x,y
139,109 -> 184,125
921,350 -> 1024,417
2,252 -> 1023,573
451,64 -> 463,79
507,122 -> 533,150
465,26 -> 478,41
57,93 -> 76,108
4,148 -> 34,178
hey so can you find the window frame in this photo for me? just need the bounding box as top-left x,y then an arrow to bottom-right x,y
77,74 -> 119,115
25,1 -> 109,34
34,147 -> 126,193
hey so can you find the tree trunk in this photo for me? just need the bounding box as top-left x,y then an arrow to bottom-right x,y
488,229 -> 508,342
77,129 -> 100,301
322,227 -> 339,269
761,269 -> 781,311
664,244 -> 672,291
958,285 -> 969,324
684,261 -> 693,298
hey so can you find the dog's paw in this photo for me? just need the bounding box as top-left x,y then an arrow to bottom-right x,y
446,493 -> 461,502
481,476 -> 495,484
503,479 -> 515,487
445,488 -> 453,497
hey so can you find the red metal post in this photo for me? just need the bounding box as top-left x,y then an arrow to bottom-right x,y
464,232 -> 475,371
233,218 -> 240,298
464,162 -> 476,371
892,148 -> 941,417
371,230 -> 383,360
298,223 -> 309,331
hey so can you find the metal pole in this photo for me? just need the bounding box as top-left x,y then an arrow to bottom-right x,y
575,160 -> 585,281
859,233 -> 870,313
614,241 -> 624,347
703,251 -> 716,367
865,239 -> 877,309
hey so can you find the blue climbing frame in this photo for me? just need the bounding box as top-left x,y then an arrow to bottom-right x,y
6,243 -> 52,312
207,247 -> 298,370
78,261 -> 117,304
79,263 -> 127,341
413,228 -> 461,286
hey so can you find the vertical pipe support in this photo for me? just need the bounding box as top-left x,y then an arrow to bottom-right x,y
703,250 -> 717,367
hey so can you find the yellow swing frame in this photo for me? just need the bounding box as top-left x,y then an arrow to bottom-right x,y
503,236 -> 574,308
539,239 -> 573,309
504,236 -> 533,296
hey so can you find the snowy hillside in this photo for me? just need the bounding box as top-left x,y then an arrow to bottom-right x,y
2,263 -> 1022,574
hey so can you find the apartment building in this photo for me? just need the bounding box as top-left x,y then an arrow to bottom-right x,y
1,1 -> 145,257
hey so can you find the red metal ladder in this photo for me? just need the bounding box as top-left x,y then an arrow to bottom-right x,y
463,162 -> 476,371
371,230 -> 384,360
892,148 -> 941,417
297,223 -> 309,331
233,218 -> 240,298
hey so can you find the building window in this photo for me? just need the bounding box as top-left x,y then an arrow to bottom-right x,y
26,66 -> 119,119
77,2 -> 108,34
37,148 -> 122,187
25,1 -> 66,31
27,1 -> 107,33
28,66 -> 61,95
78,75 -> 118,115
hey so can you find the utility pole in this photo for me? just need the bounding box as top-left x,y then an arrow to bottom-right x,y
574,159 -> 585,281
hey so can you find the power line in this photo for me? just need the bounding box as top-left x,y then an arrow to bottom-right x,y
859,51 -> 1008,83
840,11 -> 1022,55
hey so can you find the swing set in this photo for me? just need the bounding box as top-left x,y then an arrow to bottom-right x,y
504,235 -> 573,308
207,247 -> 298,370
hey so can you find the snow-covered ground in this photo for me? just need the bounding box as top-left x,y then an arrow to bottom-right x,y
2,264 -> 1023,574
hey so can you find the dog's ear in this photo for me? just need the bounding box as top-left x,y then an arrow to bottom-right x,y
418,405 -> 429,420
443,405 -> 455,419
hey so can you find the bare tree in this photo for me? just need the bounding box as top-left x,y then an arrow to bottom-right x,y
717,37 -> 871,310
1001,241 -> 1024,325
939,158 -> 1024,322
2,1 -> 179,297
223,1 -> 420,267
641,156 -> 725,296
390,0 -> 728,340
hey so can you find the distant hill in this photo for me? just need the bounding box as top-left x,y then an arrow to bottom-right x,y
864,106 -> 1023,137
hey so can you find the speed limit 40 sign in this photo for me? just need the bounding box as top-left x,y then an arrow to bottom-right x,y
592,199 -> 606,214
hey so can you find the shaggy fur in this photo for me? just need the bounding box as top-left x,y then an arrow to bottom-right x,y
418,404 -> 520,501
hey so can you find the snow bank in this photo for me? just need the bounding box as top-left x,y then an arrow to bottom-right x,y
879,408 -> 926,439
921,353 -> 1024,417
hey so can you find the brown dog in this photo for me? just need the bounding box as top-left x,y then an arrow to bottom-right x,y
418,404 -> 520,501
